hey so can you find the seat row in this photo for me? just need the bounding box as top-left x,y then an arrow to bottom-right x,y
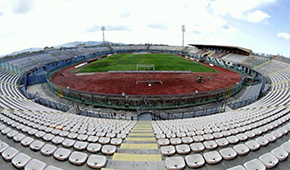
165,140 -> 290,170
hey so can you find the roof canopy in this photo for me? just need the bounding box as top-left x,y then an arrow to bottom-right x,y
189,44 -> 252,56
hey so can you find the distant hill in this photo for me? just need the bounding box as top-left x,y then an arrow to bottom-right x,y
0,41 -> 126,58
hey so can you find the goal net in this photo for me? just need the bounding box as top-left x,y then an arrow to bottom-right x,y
136,64 -> 155,71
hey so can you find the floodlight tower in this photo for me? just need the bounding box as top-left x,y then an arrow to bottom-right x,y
101,26 -> 106,47
182,25 -> 185,47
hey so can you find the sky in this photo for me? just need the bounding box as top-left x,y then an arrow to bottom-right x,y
0,0 -> 290,57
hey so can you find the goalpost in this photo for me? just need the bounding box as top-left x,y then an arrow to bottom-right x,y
136,64 -> 155,71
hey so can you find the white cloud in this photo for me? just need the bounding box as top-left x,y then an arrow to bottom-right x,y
277,32 -> 290,40
210,0 -> 275,23
246,10 -> 270,23
12,0 -> 34,15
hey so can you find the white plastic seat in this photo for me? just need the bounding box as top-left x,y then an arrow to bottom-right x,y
176,144 -> 191,154
233,144 -> 250,156
181,137 -> 193,144
165,157 -> 185,170
192,136 -> 204,142
255,137 -> 269,146
157,139 -> 170,146
87,143 -> 102,153
227,165 -> 246,170
87,136 -> 99,142
219,148 -> 237,160
7,130 -> 18,138
101,145 -> 116,155
281,141 -> 290,153
170,138 -> 182,145
12,152 -> 31,168
73,141 -> 88,151
27,129 -> 38,135
221,130 -> 231,137
236,133 -> 248,141
44,165 -> 63,170
190,143 -> 205,152
87,154 -> 107,169
156,133 -> 165,139
185,154 -> 205,168
244,158 -> 266,170
52,136 -> 64,144
264,134 -> 276,142
30,140 -> 45,151
25,159 -> 47,170
259,152 -> 278,169
203,134 -> 214,141
271,147 -> 289,161
77,134 -> 88,141
69,151 -> 88,165
212,132 -> 223,139
53,148 -> 71,161
98,137 -> 110,144
58,131 -> 69,137
40,144 -> 57,156
203,140 -> 217,150
0,142 -> 9,153
245,140 -> 260,151
110,138 -> 122,145
116,133 -> 126,139
271,130 -> 283,138
244,131 -> 255,138
1,127 -> 12,135
42,134 -> 55,141
2,147 -> 19,161
215,138 -> 229,147
13,133 -> 26,142
226,136 -> 239,144
67,132 -> 78,139
203,151 -> 222,164
35,131 -> 46,138
62,139 -> 76,148
160,146 -> 176,156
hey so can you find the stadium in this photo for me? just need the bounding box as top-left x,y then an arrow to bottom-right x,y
0,42 -> 290,170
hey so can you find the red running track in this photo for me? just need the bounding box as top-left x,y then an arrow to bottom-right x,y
51,63 -> 241,95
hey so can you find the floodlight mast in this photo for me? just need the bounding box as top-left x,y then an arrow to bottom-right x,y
182,25 -> 185,47
101,26 -> 106,47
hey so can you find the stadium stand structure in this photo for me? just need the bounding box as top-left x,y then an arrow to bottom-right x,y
0,45 -> 289,170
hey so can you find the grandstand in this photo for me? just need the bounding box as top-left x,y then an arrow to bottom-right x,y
0,44 -> 289,170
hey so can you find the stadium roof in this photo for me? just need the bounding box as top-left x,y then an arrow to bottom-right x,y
189,44 -> 252,56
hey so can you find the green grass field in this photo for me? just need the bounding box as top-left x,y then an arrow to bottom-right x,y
72,53 -> 217,73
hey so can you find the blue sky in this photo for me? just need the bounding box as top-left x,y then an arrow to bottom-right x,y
0,0 -> 289,57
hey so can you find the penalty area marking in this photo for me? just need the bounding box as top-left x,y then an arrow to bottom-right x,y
136,80 -> 163,85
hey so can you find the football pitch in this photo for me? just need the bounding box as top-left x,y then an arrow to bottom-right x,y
72,53 -> 217,73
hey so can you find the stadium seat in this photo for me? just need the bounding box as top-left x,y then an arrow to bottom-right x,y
233,144 -> 250,155
2,147 -> 19,161
53,148 -> 71,161
185,154 -> 205,168
190,143 -> 205,152
176,144 -> 191,154
69,151 -> 88,165
12,152 -> 31,169
87,143 -> 102,153
271,146 -> 289,161
25,159 -> 47,170
165,157 -> 185,170
259,152 -> 279,168
203,151 -> 222,164
244,158 -> 266,170
40,144 -> 57,156
160,146 -> 176,156
219,148 -> 237,160
87,155 -> 107,168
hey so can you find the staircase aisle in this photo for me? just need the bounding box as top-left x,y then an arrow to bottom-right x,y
103,121 -> 164,170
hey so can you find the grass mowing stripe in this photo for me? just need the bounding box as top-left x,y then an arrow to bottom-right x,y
72,53 -> 217,73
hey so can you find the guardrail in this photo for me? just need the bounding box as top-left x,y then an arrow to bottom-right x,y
46,51 -> 244,110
